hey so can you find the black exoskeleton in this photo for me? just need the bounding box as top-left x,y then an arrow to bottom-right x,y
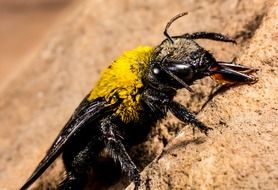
20,12 -> 257,190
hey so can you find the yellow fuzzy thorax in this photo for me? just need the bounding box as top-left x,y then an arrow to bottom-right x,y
88,46 -> 154,123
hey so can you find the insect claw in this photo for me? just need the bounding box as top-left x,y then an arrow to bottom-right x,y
201,126 -> 213,136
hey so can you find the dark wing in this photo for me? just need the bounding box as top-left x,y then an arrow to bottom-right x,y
20,95 -> 117,190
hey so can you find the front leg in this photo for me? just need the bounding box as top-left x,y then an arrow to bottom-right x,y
100,118 -> 141,189
168,101 -> 212,135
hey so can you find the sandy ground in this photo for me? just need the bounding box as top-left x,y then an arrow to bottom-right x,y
0,0 -> 277,190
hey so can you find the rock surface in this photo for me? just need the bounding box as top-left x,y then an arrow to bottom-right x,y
0,0 -> 277,190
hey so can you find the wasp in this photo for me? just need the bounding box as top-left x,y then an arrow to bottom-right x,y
20,12 -> 257,190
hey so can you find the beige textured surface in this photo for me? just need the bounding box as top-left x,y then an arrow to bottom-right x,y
0,0 -> 75,86
0,0 -> 277,190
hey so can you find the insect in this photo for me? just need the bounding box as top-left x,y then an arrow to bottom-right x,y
20,12 -> 257,190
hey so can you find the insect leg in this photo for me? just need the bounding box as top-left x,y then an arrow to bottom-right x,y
168,101 -> 212,135
58,172 -> 87,190
59,137 -> 103,190
100,118 -> 141,190
176,32 -> 236,43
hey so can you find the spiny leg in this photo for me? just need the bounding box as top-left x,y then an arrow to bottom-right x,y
169,101 -> 212,135
58,172 -> 87,190
176,32 -> 236,43
100,118 -> 141,190
59,138 -> 102,190
200,83 -> 231,112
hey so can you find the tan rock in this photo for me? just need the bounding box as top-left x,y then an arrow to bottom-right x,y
0,0 -> 276,190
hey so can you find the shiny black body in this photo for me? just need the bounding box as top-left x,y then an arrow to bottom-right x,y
20,13 -> 257,190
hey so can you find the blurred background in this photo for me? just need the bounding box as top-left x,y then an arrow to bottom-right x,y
0,0 -> 75,84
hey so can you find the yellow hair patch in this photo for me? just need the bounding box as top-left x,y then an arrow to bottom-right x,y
88,46 -> 154,123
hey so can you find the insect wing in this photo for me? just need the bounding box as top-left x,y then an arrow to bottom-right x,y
20,96 -> 115,190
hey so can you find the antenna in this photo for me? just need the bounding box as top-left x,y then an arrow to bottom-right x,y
164,12 -> 188,43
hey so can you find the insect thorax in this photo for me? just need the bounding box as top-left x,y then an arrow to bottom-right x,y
153,38 -> 200,61
88,46 -> 154,123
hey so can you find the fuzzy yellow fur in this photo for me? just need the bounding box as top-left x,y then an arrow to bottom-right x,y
88,46 -> 154,123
